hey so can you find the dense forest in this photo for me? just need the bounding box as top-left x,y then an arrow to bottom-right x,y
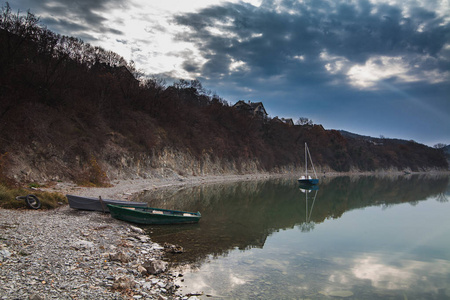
0,5 -> 447,185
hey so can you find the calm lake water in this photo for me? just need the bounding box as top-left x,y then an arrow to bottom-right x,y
136,175 -> 450,299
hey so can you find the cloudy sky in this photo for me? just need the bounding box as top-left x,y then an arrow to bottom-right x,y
10,0 -> 450,146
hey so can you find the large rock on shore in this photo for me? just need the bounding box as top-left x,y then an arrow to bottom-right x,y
144,259 -> 169,275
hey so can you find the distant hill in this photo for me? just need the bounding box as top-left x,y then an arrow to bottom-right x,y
339,130 -> 409,145
0,6 -> 448,185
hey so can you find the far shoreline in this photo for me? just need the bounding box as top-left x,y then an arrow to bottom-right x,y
42,170 -> 450,200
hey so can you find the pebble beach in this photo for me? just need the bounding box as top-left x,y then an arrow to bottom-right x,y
0,205 -> 185,300
0,174 -> 276,300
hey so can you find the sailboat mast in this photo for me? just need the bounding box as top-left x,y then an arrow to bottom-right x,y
299,142 -> 319,185
305,142 -> 308,178
306,143 -> 318,179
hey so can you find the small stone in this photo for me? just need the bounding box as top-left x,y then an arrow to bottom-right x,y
142,281 -> 152,290
130,226 -> 145,234
72,240 -> 94,250
29,294 -> 45,300
137,265 -> 147,276
113,275 -> 134,290
143,260 -> 168,275
163,243 -> 184,253
109,251 -> 130,263
137,235 -> 151,243
0,249 -> 11,261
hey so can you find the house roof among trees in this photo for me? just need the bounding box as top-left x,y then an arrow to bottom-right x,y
233,100 -> 268,117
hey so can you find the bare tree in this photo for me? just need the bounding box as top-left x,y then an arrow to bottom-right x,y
433,143 -> 447,149
296,117 -> 313,125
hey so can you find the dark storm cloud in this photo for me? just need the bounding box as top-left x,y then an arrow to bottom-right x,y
173,0 -> 450,88
42,0 -> 108,24
11,0 -> 125,40
41,16 -> 91,33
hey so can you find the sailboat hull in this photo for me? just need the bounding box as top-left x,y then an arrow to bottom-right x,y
298,178 -> 319,186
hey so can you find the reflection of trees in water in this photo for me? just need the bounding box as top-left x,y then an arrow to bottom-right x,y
137,175 -> 449,266
319,174 -> 449,215
299,222 -> 315,232
436,193 -> 448,203
436,183 -> 449,203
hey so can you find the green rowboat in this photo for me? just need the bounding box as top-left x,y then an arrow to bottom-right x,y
107,204 -> 201,225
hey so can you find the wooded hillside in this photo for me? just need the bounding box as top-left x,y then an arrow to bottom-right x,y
0,5 -> 447,185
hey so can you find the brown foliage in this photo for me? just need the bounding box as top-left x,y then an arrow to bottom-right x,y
0,153 -> 16,187
76,156 -> 111,187
0,4 -> 447,182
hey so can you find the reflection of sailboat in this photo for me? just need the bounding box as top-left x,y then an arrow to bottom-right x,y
299,187 -> 318,232
298,142 -> 319,186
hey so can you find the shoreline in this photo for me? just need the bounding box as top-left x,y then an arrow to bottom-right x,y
43,173 -> 279,199
43,170 -> 450,200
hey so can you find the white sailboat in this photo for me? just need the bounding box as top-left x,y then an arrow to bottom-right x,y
298,142 -> 319,186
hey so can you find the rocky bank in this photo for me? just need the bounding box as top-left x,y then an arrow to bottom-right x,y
0,174 -> 278,300
0,205 -> 192,300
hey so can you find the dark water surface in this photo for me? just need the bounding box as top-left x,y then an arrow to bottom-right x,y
135,175 -> 450,299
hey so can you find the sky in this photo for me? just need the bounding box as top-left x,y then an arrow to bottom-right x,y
9,0 -> 450,146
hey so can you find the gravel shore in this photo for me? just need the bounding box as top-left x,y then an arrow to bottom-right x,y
47,174 -> 275,200
0,174 -> 277,300
0,205 -> 188,300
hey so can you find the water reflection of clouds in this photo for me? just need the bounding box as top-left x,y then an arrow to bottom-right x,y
351,256 -> 413,289
171,176 -> 450,298
229,274 -> 247,285
177,254 -> 253,296
179,248 -> 450,298
349,254 -> 450,292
